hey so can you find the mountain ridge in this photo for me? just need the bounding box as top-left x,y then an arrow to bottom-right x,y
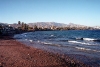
28,22 -> 100,29
28,22 -> 68,28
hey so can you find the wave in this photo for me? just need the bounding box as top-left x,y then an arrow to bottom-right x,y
29,40 -> 33,42
41,42 -> 61,47
83,38 -> 100,42
42,42 -> 53,45
50,35 -> 54,37
68,41 -> 80,43
68,41 -> 94,45
83,38 -> 97,41
75,47 -> 91,51
74,37 -> 97,41
74,37 -> 100,42
75,47 -> 100,52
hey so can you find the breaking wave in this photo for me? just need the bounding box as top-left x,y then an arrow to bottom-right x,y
75,47 -> 100,52
83,38 -> 97,41
83,38 -> 100,42
68,41 -> 94,45
41,42 -> 61,47
74,37 -> 100,42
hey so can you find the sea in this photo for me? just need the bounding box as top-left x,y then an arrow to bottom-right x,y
14,30 -> 100,66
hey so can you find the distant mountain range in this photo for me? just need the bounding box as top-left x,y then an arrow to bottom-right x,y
28,22 -> 100,29
28,22 -> 67,28
28,22 -> 88,28
1,22 -> 100,29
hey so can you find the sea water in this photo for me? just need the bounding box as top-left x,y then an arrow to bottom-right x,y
14,30 -> 100,66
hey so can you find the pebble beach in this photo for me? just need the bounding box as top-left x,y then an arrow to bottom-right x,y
0,36 -> 90,67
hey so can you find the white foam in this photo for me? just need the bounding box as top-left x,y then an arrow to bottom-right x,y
50,35 -> 54,37
29,40 -> 33,42
68,41 -> 80,43
37,40 -> 40,42
75,47 -> 91,51
42,42 -> 52,45
41,42 -> 61,47
83,38 -> 97,41
75,47 -> 100,52
68,41 -> 93,45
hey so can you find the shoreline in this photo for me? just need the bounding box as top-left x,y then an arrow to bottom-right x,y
0,36 -> 93,67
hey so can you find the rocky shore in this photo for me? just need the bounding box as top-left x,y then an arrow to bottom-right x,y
0,36 -> 90,67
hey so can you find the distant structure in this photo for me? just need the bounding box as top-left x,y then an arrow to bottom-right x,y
9,21 -> 34,32
18,21 -> 21,25
0,23 -> 15,35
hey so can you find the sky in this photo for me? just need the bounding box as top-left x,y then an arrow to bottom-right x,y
0,0 -> 100,26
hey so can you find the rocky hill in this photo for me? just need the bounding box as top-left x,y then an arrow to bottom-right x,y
28,22 -> 67,28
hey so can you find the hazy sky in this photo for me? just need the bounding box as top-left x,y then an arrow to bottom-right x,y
0,0 -> 100,26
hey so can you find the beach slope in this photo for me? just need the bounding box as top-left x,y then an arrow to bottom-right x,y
0,36 -> 67,67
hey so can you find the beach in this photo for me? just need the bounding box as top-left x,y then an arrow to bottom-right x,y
0,36 -> 89,67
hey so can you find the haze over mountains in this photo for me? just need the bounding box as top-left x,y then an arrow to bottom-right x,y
28,22 -> 67,28
28,22 -> 85,27
28,22 -> 88,27
0,22 -> 100,29
28,22 -> 100,29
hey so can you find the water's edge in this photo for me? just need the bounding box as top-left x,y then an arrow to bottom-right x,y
14,30 -> 100,67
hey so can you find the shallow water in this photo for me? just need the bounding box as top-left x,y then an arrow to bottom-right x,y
14,30 -> 100,66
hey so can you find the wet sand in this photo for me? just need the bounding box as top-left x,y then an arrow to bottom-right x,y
0,36 -> 89,67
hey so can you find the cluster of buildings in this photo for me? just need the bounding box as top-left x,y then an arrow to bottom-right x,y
0,23 -> 15,35
0,22 -> 34,35
0,22 -> 100,35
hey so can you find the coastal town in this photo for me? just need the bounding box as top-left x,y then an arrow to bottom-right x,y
0,21 -> 100,36
1,21 -> 99,67
0,21 -> 92,67
1,0 -> 100,66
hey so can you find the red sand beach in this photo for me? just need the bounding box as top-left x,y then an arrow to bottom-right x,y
0,36 -> 89,67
